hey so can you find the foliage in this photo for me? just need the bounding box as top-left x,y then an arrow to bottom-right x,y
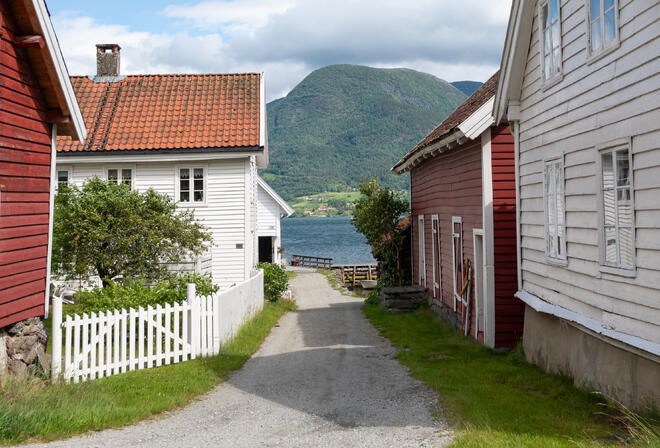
262,64 -> 467,200
365,284 -> 381,305
1,300 -> 296,445
66,273 -> 218,316
290,191 -> 362,217
258,263 -> 289,302
352,178 -> 409,286
363,303 -> 629,447
52,178 -> 212,287
451,80 -> 483,96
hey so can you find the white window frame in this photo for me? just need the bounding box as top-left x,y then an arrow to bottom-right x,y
175,165 -> 208,207
451,216 -> 463,312
543,156 -> 567,264
417,215 -> 426,287
596,138 -> 636,276
585,0 -> 620,63
431,214 -> 442,300
105,166 -> 134,190
538,0 -> 563,87
56,166 -> 71,190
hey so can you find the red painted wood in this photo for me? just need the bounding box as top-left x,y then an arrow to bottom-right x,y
0,4 -> 52,327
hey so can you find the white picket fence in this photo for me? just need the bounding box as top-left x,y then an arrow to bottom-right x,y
51,270 -> 264,383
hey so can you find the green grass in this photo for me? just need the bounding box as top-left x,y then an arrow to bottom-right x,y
0,300 -> 296,446
362,303 -> 637,447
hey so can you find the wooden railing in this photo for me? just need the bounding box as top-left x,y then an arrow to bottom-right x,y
290,254 -> 333,269
333,264 -> 379,287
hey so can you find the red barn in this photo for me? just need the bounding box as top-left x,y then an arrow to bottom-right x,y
393,72 -> 523,348
0,0 -> 85,328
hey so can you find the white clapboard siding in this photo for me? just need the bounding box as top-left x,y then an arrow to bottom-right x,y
517,0 -> 660,344
59,271 -> 265,383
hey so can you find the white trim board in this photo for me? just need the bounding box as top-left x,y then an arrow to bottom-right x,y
516,289 -> 660,357
57,151 -> 261,164
458,97 -> 495,140
256,73 -> 269,169
44,124 -> 57,318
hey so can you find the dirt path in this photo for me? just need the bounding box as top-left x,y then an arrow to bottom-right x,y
25,272 -> 451,447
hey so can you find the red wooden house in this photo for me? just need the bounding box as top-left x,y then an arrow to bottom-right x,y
0,0 -> 85,328
393,72 -> 523,348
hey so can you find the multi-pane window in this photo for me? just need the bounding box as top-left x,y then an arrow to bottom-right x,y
179,168 -> 205,203
544,159 -> 566,261
451,216 -> 463,311
601,147 -> 634,269
540,0 -> 562,81
418,215 -> 426,286
431,215 -> 441,300
589,0 -> 618,54
107,168 -> 132,188
57,170 -> 69,188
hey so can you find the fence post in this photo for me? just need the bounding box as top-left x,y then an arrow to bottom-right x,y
187,283 -> 198,358
51,294 -> 62,382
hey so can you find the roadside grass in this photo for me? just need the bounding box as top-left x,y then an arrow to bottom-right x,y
286,270 -> 298,280
362,303 -> 655,447
0,299 -> 296,446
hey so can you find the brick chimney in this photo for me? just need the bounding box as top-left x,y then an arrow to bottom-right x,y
96,44 -> 121,77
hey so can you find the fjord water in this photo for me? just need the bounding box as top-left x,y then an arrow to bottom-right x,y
281,217 -> 376,265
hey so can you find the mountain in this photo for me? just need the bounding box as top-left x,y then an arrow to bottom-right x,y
451,81 -> 483,97
262,65 -> 468,200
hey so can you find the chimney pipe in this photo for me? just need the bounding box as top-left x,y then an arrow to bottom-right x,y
96,44 -> 121,77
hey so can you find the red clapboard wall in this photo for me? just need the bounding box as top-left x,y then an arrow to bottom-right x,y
491,125 -> 523,348
0,2 -> 53,328
410,140 -> 483,339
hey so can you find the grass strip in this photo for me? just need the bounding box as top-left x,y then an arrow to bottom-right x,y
0,299 -> 295,446
362,303 -> 644,447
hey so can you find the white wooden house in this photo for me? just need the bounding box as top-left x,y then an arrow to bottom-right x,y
495,0 -> 659,407
257,176 -> 293,265
55,45 -> 290,289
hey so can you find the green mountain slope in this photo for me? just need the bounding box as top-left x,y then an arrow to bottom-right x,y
262,65 -> 467,199
451,81 -> 483,96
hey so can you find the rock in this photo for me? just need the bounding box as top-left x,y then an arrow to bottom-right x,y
8,359 -> 28,378
2,317 -> 49,380
381,285 -> 428,312
37,349 -> 51,375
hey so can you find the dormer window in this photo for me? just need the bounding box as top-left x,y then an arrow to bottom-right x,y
540,0 -> 562,83
588,0 -> 619,56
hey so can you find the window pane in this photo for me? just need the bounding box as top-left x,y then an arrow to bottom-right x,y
108,169 -> 118,183
552,21 -> 560,49
553,47 -> 561,73
602,153 -> 614,188
548,224 -> 557,257
605,226 -> 617,263
180,191 -> 190,202
194,179 -> 203,191
544,56 -> 551,80
550,0 -> 558,22
618,227 -> 634,266
556,167 -> 564,226
591,19 -> 602,52
122,169 -> 132,186
617,189 -> 633,227
544,28 -> 551,56
57,171 -> 68,183
590,0 -> 600,20
194,168 -> 203,179
180,179 -> 189,191
180,168 -> 190,180
194,191 -> 204,202
557,224 -> 564,256
616,150 -> 630,186
603,0 -> 614,11
604,9 -> 616,43
603,189 -> 616,226
543,4 -> 550,29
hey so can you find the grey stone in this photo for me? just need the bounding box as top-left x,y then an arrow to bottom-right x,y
8,359 -> 28,378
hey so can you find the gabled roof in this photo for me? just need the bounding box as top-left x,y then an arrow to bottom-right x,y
57,73 -> 263,154
257,176 -> 294,217
392,71 -> 499,174
7,0 -> 85,140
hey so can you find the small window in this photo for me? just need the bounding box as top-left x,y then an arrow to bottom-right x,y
179,167 -> 205,204
588,0 -> 619,55
544,158 -> 566,261
107,168 -> 133,189
540,0 -> 562,82
451,216 -> 463,311
600,145 -> 634,269
57,170 -> 69,189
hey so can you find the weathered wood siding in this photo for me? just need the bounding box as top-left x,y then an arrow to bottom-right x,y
58,158 -> 250,290
0,3 -> 52,327
411,140 -> 483,335
518,0 -> 660,344
491,125 -> 523,347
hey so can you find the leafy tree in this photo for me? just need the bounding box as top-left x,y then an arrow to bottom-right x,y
352,178 -> 409,286
52,178 -> 212,287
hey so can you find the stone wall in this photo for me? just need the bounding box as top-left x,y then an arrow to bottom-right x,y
380,286 -> 427,311
0,318 -> 50,379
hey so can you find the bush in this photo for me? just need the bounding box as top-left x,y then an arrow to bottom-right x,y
365,284 -> 381,305
258,263 -> 289,302
67,273 -> 219,316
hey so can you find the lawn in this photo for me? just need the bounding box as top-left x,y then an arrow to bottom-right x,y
290,191 -> 362,217
0,300 -> 296,446
362,303 -> 659,447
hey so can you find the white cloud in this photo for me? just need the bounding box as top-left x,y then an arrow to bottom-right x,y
52,0 -> 512,101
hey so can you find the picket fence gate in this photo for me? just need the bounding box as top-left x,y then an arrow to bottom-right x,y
50,285 -> 215,383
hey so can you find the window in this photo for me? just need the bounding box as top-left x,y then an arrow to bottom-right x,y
540,0 -> 562,82
544,158 -> 566,261
431,215 -> 441,300
178,167 -> 205,204
588,0 -> 618,55
57,169 -> 70,189
451,216 -> 463,311
107,168 -> 133,189
600,145 -> 634,270
418,215 -> 426,287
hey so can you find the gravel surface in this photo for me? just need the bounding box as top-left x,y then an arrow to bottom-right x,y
24,272 -> 452,448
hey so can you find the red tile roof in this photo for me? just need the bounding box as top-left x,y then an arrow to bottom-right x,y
394,71 -> 499,170
57,73 -> 262,152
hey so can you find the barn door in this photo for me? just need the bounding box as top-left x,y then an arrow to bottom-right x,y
431,215 -> 441,299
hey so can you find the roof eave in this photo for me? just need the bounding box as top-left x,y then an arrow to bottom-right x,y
392,129 -> 466,175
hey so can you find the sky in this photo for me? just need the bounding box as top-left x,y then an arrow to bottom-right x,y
47,0 -> 513,101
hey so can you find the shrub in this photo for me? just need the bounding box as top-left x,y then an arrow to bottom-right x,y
257,263 -> 289,302
365,283 -> 381,305
67,273 -> 218,316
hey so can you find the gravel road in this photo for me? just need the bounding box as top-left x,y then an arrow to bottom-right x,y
24,272 -> 452,448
